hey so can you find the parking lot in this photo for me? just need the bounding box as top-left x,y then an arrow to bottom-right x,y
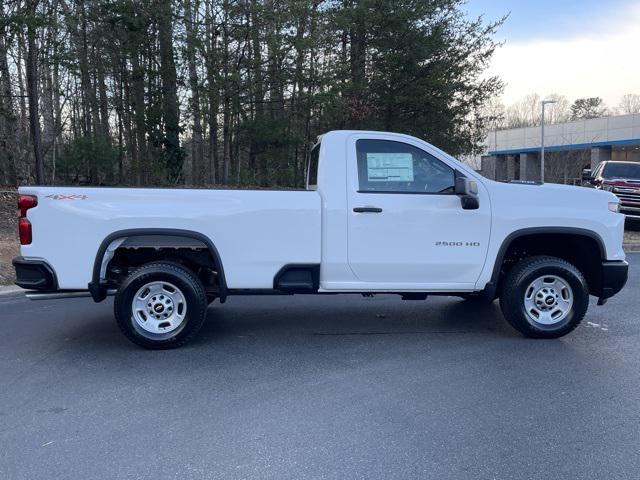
1,254 -> 639,480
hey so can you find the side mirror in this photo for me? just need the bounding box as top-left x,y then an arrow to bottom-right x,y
454,176 -> 479,210
581,168 -> 592,183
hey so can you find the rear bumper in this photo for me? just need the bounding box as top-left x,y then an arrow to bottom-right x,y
12,257 -> 58,291
599,260 -> 628,300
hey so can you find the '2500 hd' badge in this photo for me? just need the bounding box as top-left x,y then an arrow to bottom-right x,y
435,241 -> 481,247
46,194 -> 88,200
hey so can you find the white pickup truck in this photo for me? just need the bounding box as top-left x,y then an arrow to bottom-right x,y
14,130 -> 628,348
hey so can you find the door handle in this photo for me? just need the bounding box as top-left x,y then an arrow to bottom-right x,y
353,207 -> 383,213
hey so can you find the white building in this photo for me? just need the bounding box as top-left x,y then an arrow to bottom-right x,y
480,113 -> 640,184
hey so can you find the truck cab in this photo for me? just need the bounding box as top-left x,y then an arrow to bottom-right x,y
308,132 -> 490,291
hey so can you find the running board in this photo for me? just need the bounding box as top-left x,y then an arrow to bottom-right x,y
26,289 -> 116,301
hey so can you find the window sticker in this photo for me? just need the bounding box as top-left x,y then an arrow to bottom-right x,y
366,153 -> 414,182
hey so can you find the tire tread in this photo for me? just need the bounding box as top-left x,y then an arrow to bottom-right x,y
499,255 -> 589,338
114,262 -> 207,349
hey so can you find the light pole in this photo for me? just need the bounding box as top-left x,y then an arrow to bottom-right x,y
540,99 -> 557,183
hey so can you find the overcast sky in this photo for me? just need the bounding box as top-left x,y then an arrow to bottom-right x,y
464,0 -> 640,108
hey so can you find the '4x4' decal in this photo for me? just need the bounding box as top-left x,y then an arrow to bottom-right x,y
46,194 -> 88,200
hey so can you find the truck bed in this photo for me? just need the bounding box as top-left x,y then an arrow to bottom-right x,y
19,187 -> 322,290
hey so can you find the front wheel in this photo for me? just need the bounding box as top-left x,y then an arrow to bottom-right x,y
499,256 -> 589,338
114,262 -> 208,349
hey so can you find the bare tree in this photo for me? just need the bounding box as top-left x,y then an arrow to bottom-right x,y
542,93 -> 571,124
505,93 -> 540,128
618,94 -> 640,115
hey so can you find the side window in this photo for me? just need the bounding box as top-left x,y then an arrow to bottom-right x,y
356,139 -> 455,194
307,143 -> 320,189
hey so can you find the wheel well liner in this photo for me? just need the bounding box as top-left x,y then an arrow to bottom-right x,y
89,228 -> 227,302
489,227 -> 606,296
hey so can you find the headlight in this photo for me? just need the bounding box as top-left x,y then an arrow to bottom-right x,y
608,202 -> 620,213
602,184 -> 614,192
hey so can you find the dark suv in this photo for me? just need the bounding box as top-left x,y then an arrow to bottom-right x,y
583,161 -> 640,218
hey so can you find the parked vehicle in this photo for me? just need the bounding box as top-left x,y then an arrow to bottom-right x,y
14,131 -> 628,348
582,161 -> 640,219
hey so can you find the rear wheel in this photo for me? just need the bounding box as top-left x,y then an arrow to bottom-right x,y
499,256 -> 589,338
114,262 -> 208,349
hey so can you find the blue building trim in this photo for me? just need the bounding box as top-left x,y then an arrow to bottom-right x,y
488,138 -> 640,156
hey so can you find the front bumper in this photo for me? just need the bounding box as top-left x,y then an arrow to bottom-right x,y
599,260 -> 628,300
12,257 -> 58,291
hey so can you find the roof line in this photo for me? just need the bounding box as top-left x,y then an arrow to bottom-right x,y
488,138 -> 640,156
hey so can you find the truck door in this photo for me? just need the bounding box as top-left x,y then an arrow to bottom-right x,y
346,135 -> 491,290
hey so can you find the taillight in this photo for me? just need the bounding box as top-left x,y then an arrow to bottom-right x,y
18,195 -> 37,217
18,194 -> 37,245
18,217 -> 32,245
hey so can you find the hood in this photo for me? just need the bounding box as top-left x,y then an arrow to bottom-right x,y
486,179 -> 619,209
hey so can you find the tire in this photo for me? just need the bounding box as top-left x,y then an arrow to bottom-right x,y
499,256 -> 589,339
114,262 -> 208,349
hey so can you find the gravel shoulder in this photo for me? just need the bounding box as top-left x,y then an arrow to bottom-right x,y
0,190 -> 19,286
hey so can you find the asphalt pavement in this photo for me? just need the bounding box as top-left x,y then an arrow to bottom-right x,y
1,255 -> 639,480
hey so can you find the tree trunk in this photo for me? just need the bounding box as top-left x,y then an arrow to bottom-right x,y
120,60 -> 135,184
97,53 -> 109,139
249,0 -> 264,185
221,8 -> 231,184
59,0 -> 99,137
80,2 -> 99,137
115,72 -> 125,184
130,51 -> 146,185
348,5 -> 366,127
26,0 -> 45,184
290,5 -> 310,186
183,0 -> 204,185
16,31 -> 29,134
51,0 -> 61,183
157,0 -> 182,183
203,0 -> 219,184
0,2 -> 18,185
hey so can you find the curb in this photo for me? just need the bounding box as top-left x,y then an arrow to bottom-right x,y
0,285 -> 24,296
624,244 -> 640,253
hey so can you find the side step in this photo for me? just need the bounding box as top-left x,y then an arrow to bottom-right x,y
274,265 -> 320,293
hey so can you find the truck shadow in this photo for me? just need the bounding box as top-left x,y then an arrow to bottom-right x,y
197,295 -> 514,343
36,294 -> 571,357
23,294 -> 591,389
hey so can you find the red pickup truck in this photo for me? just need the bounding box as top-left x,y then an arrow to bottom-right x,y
584,161 -> 640,219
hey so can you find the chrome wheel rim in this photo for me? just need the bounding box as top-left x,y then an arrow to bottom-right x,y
132,281 -> 187,335
523,275 -> 573,325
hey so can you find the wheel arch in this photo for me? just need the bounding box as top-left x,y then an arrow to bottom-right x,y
88,228 -> 227,303
489,227 -> 606,298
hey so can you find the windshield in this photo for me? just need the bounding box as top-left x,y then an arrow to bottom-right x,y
603,163 -> 640,180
